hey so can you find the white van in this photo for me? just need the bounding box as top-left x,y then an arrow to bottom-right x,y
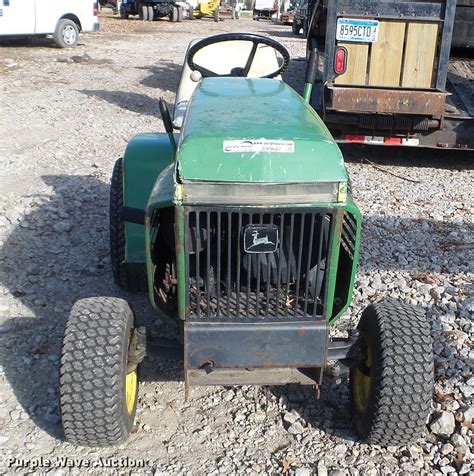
0,0 -> 99,48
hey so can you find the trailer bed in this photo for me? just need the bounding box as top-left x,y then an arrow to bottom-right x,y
310,55 -> 474,149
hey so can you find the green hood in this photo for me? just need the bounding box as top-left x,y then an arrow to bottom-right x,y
177,77 -> 347,184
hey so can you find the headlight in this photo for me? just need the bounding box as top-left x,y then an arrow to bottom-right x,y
180,181 -> 345,205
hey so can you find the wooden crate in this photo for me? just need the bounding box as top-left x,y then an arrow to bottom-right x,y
335,20 -> 440,89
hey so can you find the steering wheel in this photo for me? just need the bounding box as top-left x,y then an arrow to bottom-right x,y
186,33 -> 290,79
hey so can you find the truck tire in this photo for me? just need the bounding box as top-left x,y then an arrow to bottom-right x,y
177,6 -> 183,21
189,5 -> 195,19
349,301 -> 434,446
214,8 -> 220,21
147,5 -> 154,20
53,19 -> 80,48
139,4 -> 148,20
170,5 -> 179,22
120,3 -> 129,18
59,297 -> 139,447
110,158 -> 148,293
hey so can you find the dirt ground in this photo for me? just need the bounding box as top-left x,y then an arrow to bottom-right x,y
0,11 -> 473,476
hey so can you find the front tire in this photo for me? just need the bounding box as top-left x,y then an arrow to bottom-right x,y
349,301 -> 434,446
59,297 -> 139,447
53,19 -> 79,48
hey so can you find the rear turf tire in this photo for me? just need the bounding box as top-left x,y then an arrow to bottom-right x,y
350,300 -> 434,446
303,19 -> 309,37
110,158 -> 148,293
59,297 -> 139,447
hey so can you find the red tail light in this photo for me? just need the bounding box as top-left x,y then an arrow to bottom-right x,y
334,47 -> 347,75
94,2 -> 98,16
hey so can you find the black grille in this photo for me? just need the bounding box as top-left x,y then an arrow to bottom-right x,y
341,212 -> 357,260
184,207 -> 334,321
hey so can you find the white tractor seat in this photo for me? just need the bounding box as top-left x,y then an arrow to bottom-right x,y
173,39 -> 282,128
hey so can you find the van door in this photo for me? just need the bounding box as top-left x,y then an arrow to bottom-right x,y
36,0 -> 71,34
0,0 -> 36,35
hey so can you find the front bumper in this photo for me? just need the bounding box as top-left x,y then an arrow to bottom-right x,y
185,319 -> 328,370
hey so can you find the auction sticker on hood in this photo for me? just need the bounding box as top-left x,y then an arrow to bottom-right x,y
223,140 -> 295,153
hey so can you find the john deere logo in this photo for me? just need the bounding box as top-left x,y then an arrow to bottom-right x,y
243,225 -> 279,253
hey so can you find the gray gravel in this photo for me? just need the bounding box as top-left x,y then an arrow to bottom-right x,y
0,11 -> 473,476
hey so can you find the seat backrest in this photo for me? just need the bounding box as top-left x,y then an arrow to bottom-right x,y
174,39 -> 281,127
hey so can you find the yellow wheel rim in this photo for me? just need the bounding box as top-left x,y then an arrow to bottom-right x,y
125,368 -> 137,415
353,338 -> 372,413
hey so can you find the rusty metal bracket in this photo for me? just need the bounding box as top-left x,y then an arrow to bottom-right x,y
327,331 -> 364,369
328,87 -> 447,116
127,326 -> 147,373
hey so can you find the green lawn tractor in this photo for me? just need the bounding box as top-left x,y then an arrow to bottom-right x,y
59,33 -> 434,448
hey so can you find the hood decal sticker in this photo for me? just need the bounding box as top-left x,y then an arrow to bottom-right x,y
223,139 -> 295,154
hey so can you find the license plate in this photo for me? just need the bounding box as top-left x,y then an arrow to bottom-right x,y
336,18 -> 379,43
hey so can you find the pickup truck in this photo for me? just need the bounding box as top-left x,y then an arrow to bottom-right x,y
253,0 -> 278,20
0,0 -> 99,48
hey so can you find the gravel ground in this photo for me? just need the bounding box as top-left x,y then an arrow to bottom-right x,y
0,11 -> 473,476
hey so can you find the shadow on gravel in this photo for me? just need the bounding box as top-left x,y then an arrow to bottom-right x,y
138,61 -> 182,93
0,38 -> 86,49
81,89 -> 162,117
0,172 -> 471,442
342,144 -> 474,170
269,379 -> 357,440
0,173 -> 152,440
